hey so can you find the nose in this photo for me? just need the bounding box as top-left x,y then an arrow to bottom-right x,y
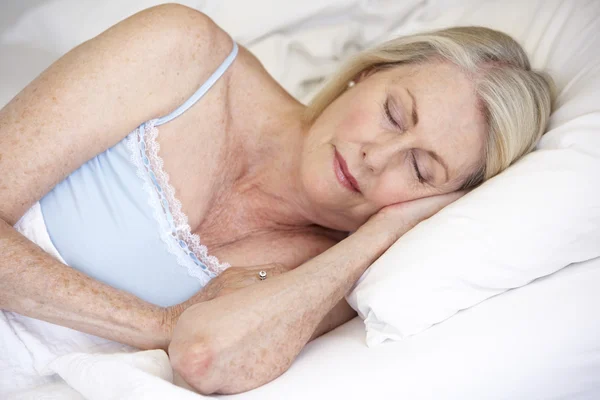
362,138 -> 407,174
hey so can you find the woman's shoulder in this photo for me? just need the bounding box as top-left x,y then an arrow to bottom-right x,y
119,4 -> 235,84
128,5 -> 274,126
0,4 -> 237,224
130,4 -> 229,48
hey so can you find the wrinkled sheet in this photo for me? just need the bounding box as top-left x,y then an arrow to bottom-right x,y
2,1 -> 599,400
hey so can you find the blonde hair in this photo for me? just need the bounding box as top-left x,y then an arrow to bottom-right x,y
306,26 -> 556,188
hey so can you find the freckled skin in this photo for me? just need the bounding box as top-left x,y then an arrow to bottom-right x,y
0,4 -> 231,355
0,4 -> 491,396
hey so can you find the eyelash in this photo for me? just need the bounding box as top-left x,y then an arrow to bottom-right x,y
411,152 -> 425,184
384,99 -> 404,131
384,99 -> 424,184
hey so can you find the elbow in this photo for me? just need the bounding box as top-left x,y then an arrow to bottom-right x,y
169,339 -> 221,395
169,337 -> 290,395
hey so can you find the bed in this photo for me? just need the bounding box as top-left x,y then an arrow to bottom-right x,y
1,1 -> 599,399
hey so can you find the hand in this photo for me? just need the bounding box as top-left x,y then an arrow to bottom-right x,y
360,190 -> 468,242
190,263 -> 294,302
164,263 -> 294,341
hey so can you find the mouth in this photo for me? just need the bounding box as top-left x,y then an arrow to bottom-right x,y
333,148 -> 361,193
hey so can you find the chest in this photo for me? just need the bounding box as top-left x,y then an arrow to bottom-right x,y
144,71 -> 335,269
210,228 -> 340,269
153,78 -> 237,233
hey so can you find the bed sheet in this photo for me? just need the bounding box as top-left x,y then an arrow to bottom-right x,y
6,257 -> 600,400
224,257 -> 600,400
1,1 -> 600,399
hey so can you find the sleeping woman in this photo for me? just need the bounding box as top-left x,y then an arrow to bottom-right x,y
0,4 -> 554,395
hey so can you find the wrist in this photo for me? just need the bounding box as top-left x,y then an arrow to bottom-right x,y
158,304 -> 184,351
356,217 -> 406,245
159,288 -> 213,351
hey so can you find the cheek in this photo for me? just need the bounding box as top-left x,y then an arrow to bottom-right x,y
299,145 -> 342,208
369,164 -> 433,207
369,174 -> 411,206
335,102 -> 377,141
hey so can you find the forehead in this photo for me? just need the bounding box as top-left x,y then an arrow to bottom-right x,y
384,61 -> 487,185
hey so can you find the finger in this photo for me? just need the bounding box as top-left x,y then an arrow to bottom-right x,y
418,190 -> 466,211
391,191 -> 466,229
235,263 -> 290,275
250,264 -> 288,281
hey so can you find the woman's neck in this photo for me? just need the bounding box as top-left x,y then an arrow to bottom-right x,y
194,49 -> 346,249
227,97 -> 319,231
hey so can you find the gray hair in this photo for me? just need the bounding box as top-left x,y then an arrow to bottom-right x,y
306,26 -> 556,188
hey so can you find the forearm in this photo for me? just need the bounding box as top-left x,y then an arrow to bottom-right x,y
308,297 -> 357,343
0,218 -> 171,350
169,224 -> 396,394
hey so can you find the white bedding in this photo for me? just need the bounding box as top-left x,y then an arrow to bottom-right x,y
4,252 -> 600,399
4,221 -> 600,400
1,1 -> 599,399
6,257 -> 600,400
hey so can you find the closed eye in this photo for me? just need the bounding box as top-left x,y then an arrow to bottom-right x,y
411,151 -> 425,184
384,99 -> 405,131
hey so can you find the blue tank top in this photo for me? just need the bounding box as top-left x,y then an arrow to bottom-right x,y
39,42 -> 239,307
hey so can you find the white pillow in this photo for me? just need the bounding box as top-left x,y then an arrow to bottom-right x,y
346,0 -> 600,346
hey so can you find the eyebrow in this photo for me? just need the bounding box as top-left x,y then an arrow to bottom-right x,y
406,89 -> 419,126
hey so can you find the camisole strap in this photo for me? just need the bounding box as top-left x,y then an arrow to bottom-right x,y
154,41 -> 239,127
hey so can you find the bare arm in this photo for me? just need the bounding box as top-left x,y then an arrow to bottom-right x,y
169,193 -> 465,395
169,223 -> 395,394
0,218 -> 176,349
0,4 -> 232,349
309,298 -> 357,342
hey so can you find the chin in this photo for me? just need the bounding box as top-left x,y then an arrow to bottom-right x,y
299,145 -> 365,231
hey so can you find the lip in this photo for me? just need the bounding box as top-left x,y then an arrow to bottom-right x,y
334,149 -> 361,193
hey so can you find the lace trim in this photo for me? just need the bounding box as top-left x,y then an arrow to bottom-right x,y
125,120 -> 230,283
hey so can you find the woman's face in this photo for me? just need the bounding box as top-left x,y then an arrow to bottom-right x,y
300,61 -> 487,231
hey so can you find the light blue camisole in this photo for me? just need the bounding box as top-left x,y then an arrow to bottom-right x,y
39,42 -> 239,307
